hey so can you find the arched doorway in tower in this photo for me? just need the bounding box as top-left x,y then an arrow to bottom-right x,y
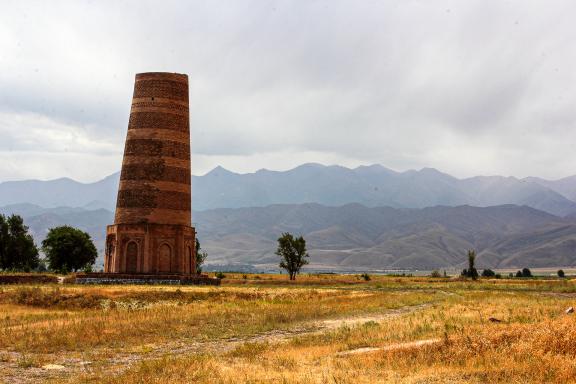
126,241 -> 138,273
158,244 -> 172,273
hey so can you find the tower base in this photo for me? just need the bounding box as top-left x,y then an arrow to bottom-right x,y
74,272 -> 220,286
105,223 -> 196,275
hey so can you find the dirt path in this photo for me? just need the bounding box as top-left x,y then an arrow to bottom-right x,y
336,338 -> 441,356
0,303 -> 431,383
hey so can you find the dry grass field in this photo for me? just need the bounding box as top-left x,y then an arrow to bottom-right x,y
1,274 -> 575,383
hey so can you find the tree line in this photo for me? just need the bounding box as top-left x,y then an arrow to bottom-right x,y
0,214 -> 97,273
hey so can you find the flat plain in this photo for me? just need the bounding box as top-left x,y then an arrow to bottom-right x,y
1,274 -> 576,383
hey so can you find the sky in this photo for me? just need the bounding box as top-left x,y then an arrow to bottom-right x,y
1,0 -> 575,182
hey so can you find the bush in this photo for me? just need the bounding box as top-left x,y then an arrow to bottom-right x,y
522,268 -> 532,277
482,269 -> 496,277
515,270 -> 523,278
360,273 -> 371,281
8,287 -> 104,309
430,270 -> 442,278
558,269 -> 565,278
215,272 -> 226,279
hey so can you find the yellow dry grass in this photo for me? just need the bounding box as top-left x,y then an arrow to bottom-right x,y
0,275 -> 575,383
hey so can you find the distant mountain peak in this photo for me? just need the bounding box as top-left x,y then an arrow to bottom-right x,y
294,162 -> 328,170
3,163 -> 576,217
205,166 -> 237,177
354,164 -> 397,174
418,167 -> 446,175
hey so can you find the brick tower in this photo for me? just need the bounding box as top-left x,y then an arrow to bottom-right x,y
104,72 -> 196,276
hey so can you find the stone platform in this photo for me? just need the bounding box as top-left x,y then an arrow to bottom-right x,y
75,272 -> 220,286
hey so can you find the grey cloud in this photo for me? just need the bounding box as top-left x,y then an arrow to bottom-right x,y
1,0 -> 576,180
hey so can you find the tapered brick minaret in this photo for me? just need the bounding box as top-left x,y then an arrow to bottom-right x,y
104,72 -> 196,275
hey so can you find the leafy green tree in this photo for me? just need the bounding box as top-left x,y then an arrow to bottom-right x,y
276,232 -> 309,280
522,268 -> 532,278
195,238 -> 208,274
482,269 -> 496,277
0,214 -> 39,272
41,226 -> 97,273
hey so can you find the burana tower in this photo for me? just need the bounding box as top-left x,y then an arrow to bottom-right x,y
104,72 -> 196,277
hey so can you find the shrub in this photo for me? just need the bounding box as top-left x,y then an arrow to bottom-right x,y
8,287 -> 104,309
482,269 -> 496,277
522,268 -> 532,277
215,272 -> 226,279
558,269 -> 565,278
430,270 -> 442,278
360,273 -> 371,281
515,270 -> 523,278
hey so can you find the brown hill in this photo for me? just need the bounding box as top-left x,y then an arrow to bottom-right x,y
194,203 -> 576,270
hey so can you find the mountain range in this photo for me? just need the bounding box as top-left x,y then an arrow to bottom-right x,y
1,202 -> 575,271
1,163 -> 576,216
1,163 -> 576,271
194,203 -> 576,270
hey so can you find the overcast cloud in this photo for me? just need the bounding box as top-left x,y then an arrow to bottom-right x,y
0,0 -> 575,182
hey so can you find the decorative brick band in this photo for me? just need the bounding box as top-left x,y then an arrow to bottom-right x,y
128,112 -> 188,132
124,139 -> 190,160
135,72 -> 188,83
121,156 -> 190,169
116,189 -> 191,211
120,163 -> 191,184
119,180 -> 190,194
114,208 -> 191,225
133,80 -> 188,101
130,104 -> 189,116
132,97 -> 189,107
126,129 -> 190,145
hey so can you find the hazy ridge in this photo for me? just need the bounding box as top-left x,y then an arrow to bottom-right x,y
1,163 -> 576,270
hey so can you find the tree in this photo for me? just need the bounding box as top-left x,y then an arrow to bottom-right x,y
430,270 -> 442,278
0,214 -> 39,272
195,238 -> 208,274
515,270 -> 523,278
482,269 -> 496,277
276,232 -> 309,280
522,268 -> 532,278
462,250 -> 479,279
42,226 -> 97,273
558,269 -> 566,278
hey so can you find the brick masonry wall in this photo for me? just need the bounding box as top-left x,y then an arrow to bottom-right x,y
115,72 -> 191,226
105,73 -> 197,276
